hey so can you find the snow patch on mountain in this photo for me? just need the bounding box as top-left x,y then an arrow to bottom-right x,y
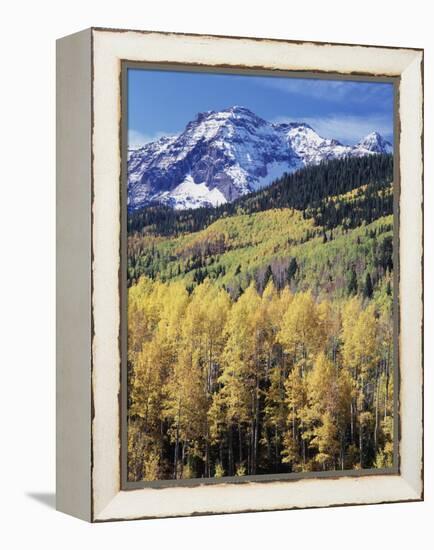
254,161 -> 297,191
158,175 -> 227,210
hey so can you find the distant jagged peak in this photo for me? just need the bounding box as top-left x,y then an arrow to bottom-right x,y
274,121 -> 346,148
357,131 -> 393,153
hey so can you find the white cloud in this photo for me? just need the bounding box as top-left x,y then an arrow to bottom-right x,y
260,78 -> 392,107
264,78 -> 347,100
128,129 -> 173,148
273,114 -> 393,145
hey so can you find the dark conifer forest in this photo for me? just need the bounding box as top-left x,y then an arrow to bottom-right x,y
128,154 -> 393,237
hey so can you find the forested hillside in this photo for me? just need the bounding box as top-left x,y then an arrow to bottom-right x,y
127,154 -> 395,482
128,154 -> 393,237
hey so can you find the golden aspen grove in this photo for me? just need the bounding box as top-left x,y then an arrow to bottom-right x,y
127,155 -> 395,482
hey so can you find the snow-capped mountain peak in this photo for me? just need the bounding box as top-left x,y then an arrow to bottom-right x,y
356,131 -> 393,154
277,122 -> 351,165
128,107 -> 392,211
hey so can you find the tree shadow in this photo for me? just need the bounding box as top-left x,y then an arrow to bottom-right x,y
26,492 -> 56,509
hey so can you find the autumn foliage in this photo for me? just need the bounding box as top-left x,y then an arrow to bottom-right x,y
127,154 -> 395,482
127,278 -> 394,481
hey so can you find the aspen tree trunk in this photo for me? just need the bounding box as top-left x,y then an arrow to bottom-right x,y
160,419 -> 164,464
275,425 -> 279,472
292,378 -> 296,444
204,405 -> 211,478
174,400 -> 181,479
247,429 -> 251,475
266,429 -> 271,465
205,438 -> 209,478
206,343 -> 212,477
385,346 -> 391,421
249,385 -> 255,474
301,421 -> 306,468
174,425 -> 180,479
374,365 -> 380,453
253,376 -> 260,474
181,441 -> 186,479
228,427 -> 234,476
341,437 -> 345,470
359,377 -> 364,468
238,423 -> 243,464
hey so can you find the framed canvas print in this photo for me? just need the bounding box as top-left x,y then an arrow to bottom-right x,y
56,27 -> 423,522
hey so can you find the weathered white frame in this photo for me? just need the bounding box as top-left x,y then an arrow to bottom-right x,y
56,27 -> 423,522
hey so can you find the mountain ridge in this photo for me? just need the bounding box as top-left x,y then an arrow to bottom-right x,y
128,106 -> 392,211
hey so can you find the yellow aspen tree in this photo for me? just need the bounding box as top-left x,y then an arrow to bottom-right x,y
128,280 -> 189,481
261,281 -> 292,469
278,291 -> 325,369
304,352 -> 351,470
342,299 -> 379,468
278,291 -> 324,470
281,366 -> 306,470
374,298 -> 394,467
317,298 -> 341,363
218,283 -> 261,474
186,281 -> 230,476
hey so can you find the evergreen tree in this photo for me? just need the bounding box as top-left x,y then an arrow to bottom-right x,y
363,273 -> 374,299
348,267 -> 358,296
263,264 -> 273,289
287,257 -> 298,283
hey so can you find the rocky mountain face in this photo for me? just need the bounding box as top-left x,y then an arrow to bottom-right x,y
128,106 -> 392,210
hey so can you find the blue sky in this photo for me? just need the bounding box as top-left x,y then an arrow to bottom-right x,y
128,68 -> 394,148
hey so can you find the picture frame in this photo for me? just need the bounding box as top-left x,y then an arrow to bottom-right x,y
56,27 -> 423,522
